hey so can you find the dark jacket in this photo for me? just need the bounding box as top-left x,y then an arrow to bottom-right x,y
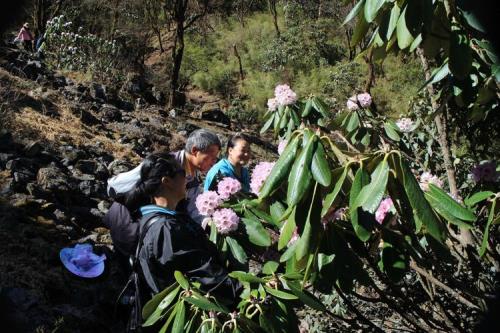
138,207 -> 240,301
102,202 -> 139,256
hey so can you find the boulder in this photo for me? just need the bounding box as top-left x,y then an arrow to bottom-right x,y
37,164 -> 71,192
200,104 -> 231,126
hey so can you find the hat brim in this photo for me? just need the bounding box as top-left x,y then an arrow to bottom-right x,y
60,248 -> 105,278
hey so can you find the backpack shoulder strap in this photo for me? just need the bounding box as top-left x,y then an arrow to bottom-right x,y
132,213 -> 165,269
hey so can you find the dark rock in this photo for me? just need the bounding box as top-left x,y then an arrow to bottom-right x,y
152,86 -> 165,104
79,179 -> 105,197
24,141 -> 42,157
22,60 -> 44,79
52,74 -> 67,89
200,107 -> 231,126
97,200 -> 110,214
115,99 -> 134,111
59,146 -> 86,164
75,159 -> 98,174
107,160 -> 133,176
90,83 -> 108,101
37,164 -> 71,192
177,122 -> 200,134
0,131 -> 13,150
99,104 -> 122,123
121,73 -> 145,96
0,153 -> 14,168
0,177 -> 15,196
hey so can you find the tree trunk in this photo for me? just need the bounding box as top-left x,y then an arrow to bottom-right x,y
233,44 -> 244,81
417,48 -> 473,247
156,28 -> 164,53
364,48 -> 375,93
268,0 -> 280,38
169,19 -> 185,108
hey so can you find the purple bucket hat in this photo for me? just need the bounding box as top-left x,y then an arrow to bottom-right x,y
60,243 -> 106,278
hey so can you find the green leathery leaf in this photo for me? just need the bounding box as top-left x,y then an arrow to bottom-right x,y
285,281 -> 327,312
270,201 -> 286,226
354,158 -> 389,213
350,167 -> 371,241
345,112 -> 360,132
264,286 -> 298,300
174,271 -> 190,290
480,199 -> 496,256
425,194 -> 473,229
321,166 -> 349,217
302,99 -> 313,117
183,295 -> 226,313
278,207 -> 297,250
311,141 -> 331,187
449,26 -> 472,80
142,282 -> 179,320
296,183 -> 321,260
262,261 -> 280,275
226,236 -> 248,264
260,113 -> 275,134
287,134 -> 316,206
171,300 -> 185,333
352,7 -> 370,46
386,3 -> 400,40
384,121 -> 401,141
343,0 -> 365,25
397,156 -> 447,242
464,191 -> 494,207
396,5 -> 414,49
258,135 -> 300,199
280,241 -> 298,262
229,271 -> 265,283
426,184 -> 476,221
311,97 -> 329,118
242,218 -> 271,247
158,305 -> 177,333
364,0 -> 386,23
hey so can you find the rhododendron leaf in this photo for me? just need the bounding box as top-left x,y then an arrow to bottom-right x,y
345,112 -> 360,132
386,3 -> 400,40
290,108 -> 300,125
426,184 -> 476,222
317,253 -> 335,272
396,5 -> 414,49
259,135 -> 300,199
397,157 -> 447,242
159,305 -> 178,333
226,237 -> 248,264
174,271 -> 190,290
384,121 -> 401,141
480,200 -> 497,256
311,97 -> 329,118
184,295 -> 227,313
464,191 -> 494,207
270,201 -> 286,226
264,286 -> 298,300
311,141 -> 331,187
296,183 -> 322,261
262,261 -> 280,275
171,300 -> 185,333
425,194 -> 473,229
302,99 -> 313,117
260,113 -> 274,134
287,134 -> 315,206
286,281 -> 327,312
278,207 -> 297,250
343,0 -> 365,25
378,244 -> 407,282
352,5 -> 370,45
364,0 -> 386,23
280,241 -> 297,262
229,271 -> 265,283
142,282 -> 179,320
354,159 -> 389,213
350,167 -> 371,242
242,218 -> 271,247
449,26 -> 472,80
321,166 -> 349,217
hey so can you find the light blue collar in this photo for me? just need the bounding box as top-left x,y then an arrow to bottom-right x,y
140,205 -> 177,216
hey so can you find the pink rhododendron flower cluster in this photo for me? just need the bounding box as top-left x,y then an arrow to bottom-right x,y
274,84 -> 297,107
195,191 -> 223,216
471,161 -> 498,183
395,118 -> 414,132
250,161 -> 276,195
347,92 -> 372,110
277,139 -> 288,155
267,97 -> 278,112
375,198 -> 394,224
419,172 -> 444,191
212,208 -> 240,234
217,177 -> 242,200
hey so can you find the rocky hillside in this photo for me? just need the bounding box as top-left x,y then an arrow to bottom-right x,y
0,46 -> 276,332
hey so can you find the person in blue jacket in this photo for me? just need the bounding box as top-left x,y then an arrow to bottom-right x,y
204,133 -> 251,192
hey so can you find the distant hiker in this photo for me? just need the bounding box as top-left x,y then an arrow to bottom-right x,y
204,133 -> 251,192
119,154 -> 240,330
104,129 -> 221,257
15,23 -> 34,52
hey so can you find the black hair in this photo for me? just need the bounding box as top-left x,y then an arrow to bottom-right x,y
226,133 -> 249,155
123,152 -> 183,211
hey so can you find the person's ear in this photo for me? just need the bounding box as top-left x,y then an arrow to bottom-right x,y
190,146 -> 199,156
